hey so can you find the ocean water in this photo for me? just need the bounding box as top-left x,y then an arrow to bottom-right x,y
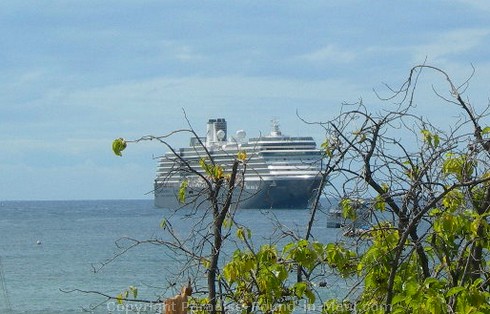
0,200 -> 346,313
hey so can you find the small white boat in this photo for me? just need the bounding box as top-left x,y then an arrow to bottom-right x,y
327,199 -> 370,229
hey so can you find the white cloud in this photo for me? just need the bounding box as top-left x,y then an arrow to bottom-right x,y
70,75 -> 361,106
456,0 -> 490,12
300,45 -> 357,63
411,28 -> 490,63
361,28 -> 490,66
34,74 -> 364,144
157,40 -> 205,62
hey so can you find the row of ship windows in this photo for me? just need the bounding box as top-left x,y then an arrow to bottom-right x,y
258,145 -> 316,149
158,159 -> 321,168
248,137 -> 314,142
164,152 -> 321,160
157,165 -> 322,174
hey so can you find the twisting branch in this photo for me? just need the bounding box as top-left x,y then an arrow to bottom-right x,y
60,288 -> 158,304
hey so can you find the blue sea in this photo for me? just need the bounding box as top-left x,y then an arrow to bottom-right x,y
0,200 -> 347,313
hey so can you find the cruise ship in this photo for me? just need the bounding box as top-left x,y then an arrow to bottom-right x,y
154,118 -> 324,209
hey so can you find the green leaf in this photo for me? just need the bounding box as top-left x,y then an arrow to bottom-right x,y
305,288 -> 316,304
374,195 -> 386,211
159,218 -> 168,229
446,286 -> 465,297
293,282 -> 307,298
421,129 -> 440,148
392,294 -> 405,305
321,139 -> 333,157
442,153 -> 474,181
442,189 -> 463,212
199,158 -> 224,180
112,138 -> 127,156
200,258 -> 210,269
421,129 -> 431,145
199,158 -> 212,176
237,150 -> 247,161
482,126 -> 490,135
358,133 -> 367,143
340,198 -> 356,220
236,227 -> 245,241
178,180 -> 189,204
129,286 -> 138,299
381,183 -> 389,192
433,134 -> 440,148
403,280 -> 419,296
213,165 -> 224,180
428,208 -> 442,217
223,217 -> 233,228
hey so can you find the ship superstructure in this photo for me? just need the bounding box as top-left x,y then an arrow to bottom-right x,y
154,118 -> 324,209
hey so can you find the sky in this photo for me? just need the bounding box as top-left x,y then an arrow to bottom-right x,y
1,0 -> 490,201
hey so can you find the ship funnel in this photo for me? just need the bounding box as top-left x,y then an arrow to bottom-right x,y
206,118 -> 227,146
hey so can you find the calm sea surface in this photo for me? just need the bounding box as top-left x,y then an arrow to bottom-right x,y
0,200 -> 347,313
